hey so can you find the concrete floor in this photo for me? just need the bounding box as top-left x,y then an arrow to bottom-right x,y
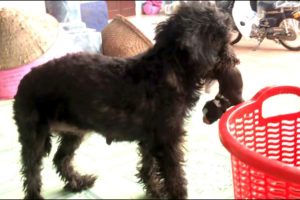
0,14 -> 299,199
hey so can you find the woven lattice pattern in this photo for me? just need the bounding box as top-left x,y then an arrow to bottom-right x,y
227,104 -> 300,198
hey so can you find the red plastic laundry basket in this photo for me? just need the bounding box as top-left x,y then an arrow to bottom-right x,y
219,85 -> 300,199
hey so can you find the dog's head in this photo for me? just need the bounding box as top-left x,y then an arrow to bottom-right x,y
154,2 -> 237,75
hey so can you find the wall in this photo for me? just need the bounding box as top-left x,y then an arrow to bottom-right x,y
0,1 -> 46,13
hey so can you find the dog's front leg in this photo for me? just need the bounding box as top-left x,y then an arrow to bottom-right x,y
137,142 -> 166,198
153,132 -> 187,199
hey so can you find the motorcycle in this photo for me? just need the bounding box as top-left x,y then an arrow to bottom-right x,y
215,0 -> 300,51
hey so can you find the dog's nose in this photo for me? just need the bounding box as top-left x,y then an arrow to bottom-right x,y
203,116 -> 211,124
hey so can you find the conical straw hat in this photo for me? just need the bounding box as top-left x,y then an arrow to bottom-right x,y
101,15 -> 153,58
0,8 -> 59,70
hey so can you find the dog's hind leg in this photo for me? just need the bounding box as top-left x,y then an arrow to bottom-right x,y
53,134 -> 97,192
137,142 -> 166,199
18,121 -> 52,199
154,134 -> 188,199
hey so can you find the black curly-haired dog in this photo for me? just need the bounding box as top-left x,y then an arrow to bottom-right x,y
13,2 -> 243,199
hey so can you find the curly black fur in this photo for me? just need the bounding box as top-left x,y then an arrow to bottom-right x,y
13,2 -> 243,199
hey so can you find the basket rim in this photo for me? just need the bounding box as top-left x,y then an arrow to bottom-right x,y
219,85 -> 300,185
112,14 -> 153,47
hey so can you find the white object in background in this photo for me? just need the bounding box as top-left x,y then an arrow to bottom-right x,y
0,1 -> 46,13
135,1 -> 145,16
232,1 -> 260,39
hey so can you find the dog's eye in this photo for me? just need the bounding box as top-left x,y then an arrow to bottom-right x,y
202,107 -> 208,115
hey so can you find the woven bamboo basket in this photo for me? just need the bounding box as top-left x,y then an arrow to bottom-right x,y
101,15 -> 153,58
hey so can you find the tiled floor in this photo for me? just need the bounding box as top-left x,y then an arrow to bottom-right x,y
0,13 -> 300,199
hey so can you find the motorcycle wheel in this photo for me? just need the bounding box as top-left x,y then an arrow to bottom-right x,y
278,18 -> 300,51
230,28 -> 242,45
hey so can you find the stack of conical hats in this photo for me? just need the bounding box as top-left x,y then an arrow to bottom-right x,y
0,8 -> 59,70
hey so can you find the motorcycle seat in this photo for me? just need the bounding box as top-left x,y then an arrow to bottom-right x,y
257,1 -> 276,11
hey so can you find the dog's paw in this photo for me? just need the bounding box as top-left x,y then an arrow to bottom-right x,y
24,192 -> 44,200
64,175 -> 97,192
145,188 -> 167,199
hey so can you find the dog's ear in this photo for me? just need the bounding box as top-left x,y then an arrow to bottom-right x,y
154,1 -> 234,73
217,44 -> 240,69
175,3 -> 234,70
178,26 -> 220,69
154,17 -> 214,70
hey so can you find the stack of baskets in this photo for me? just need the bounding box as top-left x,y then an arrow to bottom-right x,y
101,14 -> 153,58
